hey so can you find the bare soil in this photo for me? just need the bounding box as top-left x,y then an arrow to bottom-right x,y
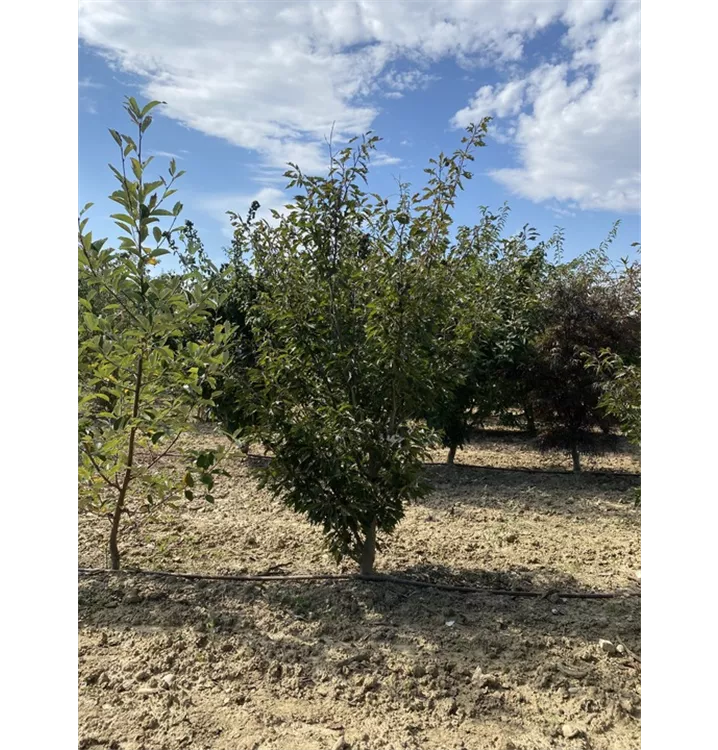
78,428 -> 640,750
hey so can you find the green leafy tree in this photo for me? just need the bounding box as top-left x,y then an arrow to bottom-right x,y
587,349 -> 640,447
426,210 -> 553,462
78,98 -> 233,569
245,122 -> 490,574
585,339 -> 641,501
530,233 -> 641,471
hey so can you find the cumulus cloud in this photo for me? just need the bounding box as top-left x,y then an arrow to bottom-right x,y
452,1 -> 640,212
78,0 -> 639,211
78,0 -> 575,174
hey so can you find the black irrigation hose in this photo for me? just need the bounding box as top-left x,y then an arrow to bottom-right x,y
78,567 -> 640,600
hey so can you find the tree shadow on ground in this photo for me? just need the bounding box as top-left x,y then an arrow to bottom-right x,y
79,566 -> 641,748
79,565 -> 641,663
420,462 -> 640,521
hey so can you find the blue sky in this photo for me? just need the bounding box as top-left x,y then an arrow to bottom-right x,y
78,0 -> 640,268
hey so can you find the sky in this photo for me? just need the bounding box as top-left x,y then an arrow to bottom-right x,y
78,0 -> 640,267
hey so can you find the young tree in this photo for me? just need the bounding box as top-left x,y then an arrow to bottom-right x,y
529,234 -> 641,471
245,122 -> 490,574
78,98 -> 232,569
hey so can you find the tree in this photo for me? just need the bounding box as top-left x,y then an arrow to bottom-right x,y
529,232 -> 641,471
245,122 -> 490,574
587,348 -> 640,447
425,210 -> 553,462
78,97 -> 232,569
585,337 -> 641,501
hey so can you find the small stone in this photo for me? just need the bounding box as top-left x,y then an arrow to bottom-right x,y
504,533 -> 518,543
105,601 -> 118,609
551,608 -> 560,615
445,620 -> 456,627
331,736 -> 346,750
471,666 -> 484,683
599,639 -> 617,655
97,672 -> 110,687
412,663 -> 426,678
124,588 -> 141,604
562,723 -> 583,739
616,644 -> 626,655
427,664 -> 439,678
138,687 -> 160,695
121,679 -> 135,691
363,675 -> 379,691
161,673 -> 176,688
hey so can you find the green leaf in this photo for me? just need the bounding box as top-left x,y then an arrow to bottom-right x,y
108,129 -> 122,147
110,213 -> 133,224
127,96 -> 141,116
143,180 -> 164,196
153,226 -> 163,243
140,100 -> 165,118
131,158 -> 143,181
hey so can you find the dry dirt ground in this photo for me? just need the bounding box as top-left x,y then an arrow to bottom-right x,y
78,428 -> 641,750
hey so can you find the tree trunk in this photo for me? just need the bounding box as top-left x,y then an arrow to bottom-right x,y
359,518 -> 377,576
447,443 -> 457,465
108,493 -> 125,570
571,443 -> 581,473
598,417 -> 612,436
524,403 -> 536,435
108,355 -> 143,570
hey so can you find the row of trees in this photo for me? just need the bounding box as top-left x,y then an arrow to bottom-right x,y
79,99 -> 640,572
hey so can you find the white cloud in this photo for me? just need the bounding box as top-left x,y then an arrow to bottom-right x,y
78,76 -> 103,89
373,152 -> 402,167
78,0 -> 639,212
549,204 -> 578,219
80,97 -> 98,115
380,68 -> 440,94
78,0 -> 577,176
452,1 -> 640,212
149,150 -> 181,160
